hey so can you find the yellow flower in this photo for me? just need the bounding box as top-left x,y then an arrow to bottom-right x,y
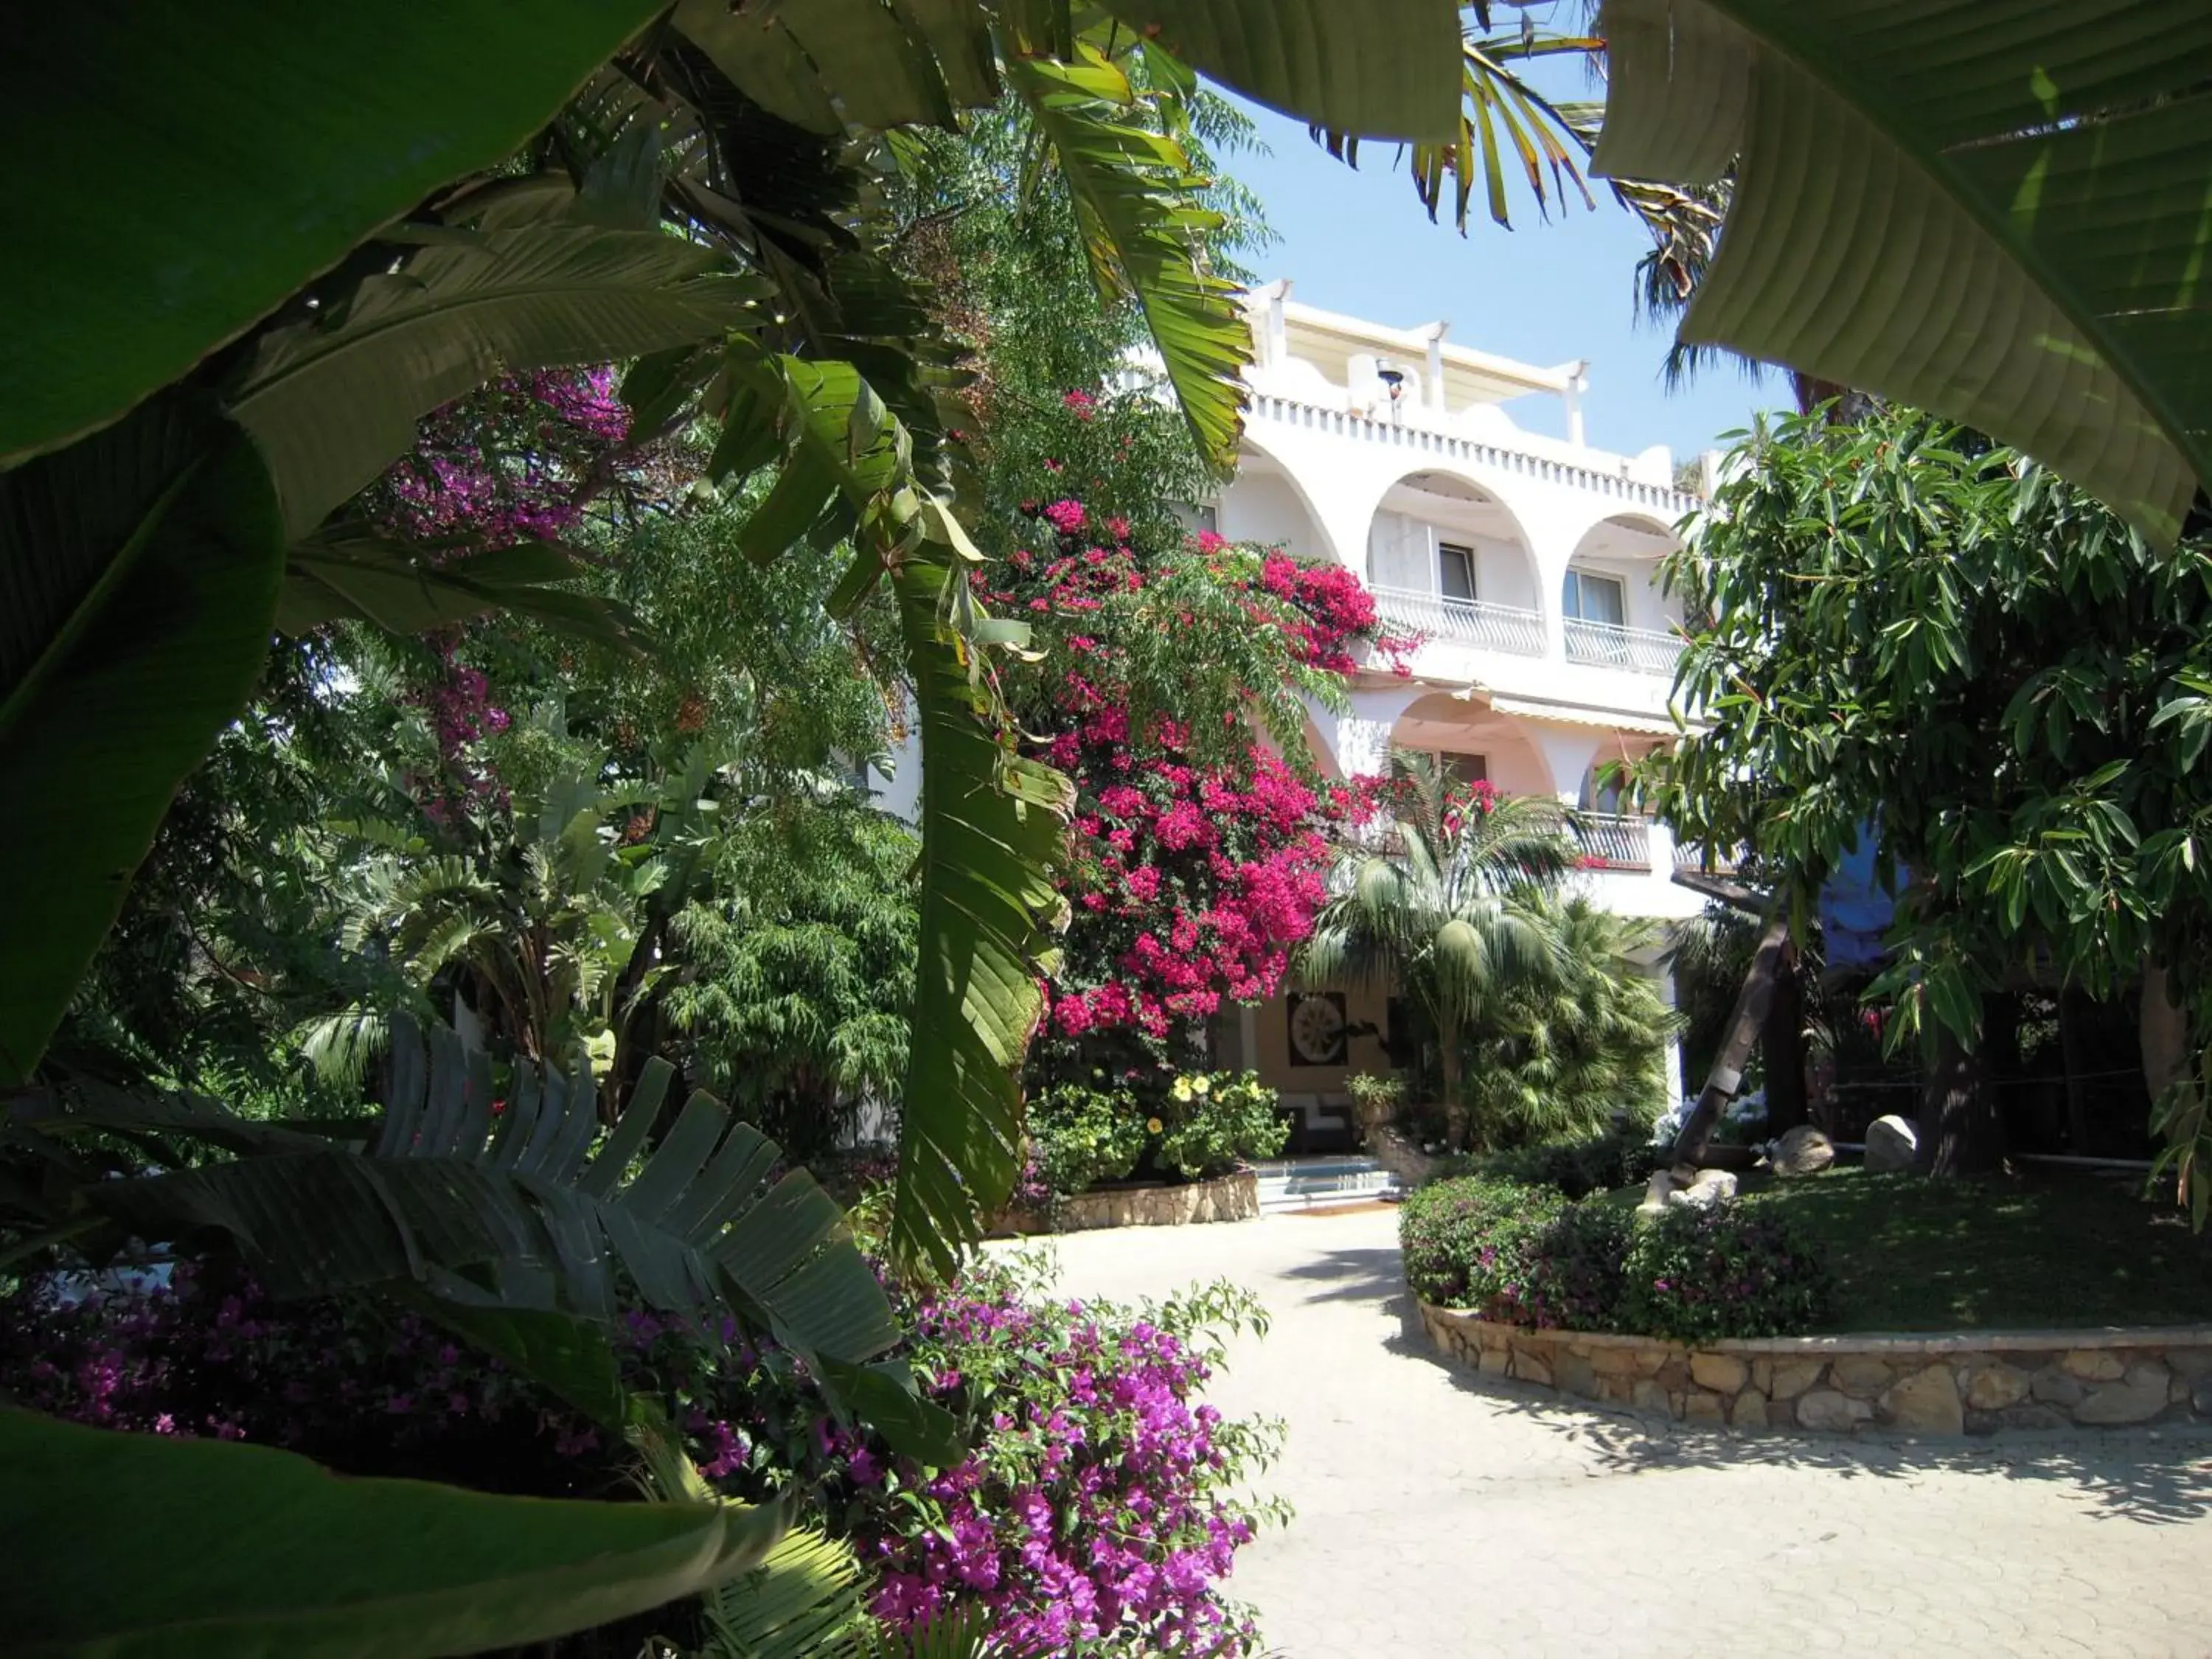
1190,1074 -> 1211,1096
1147,1117 -> 1164,1134
1171,1078 -> 1192,1103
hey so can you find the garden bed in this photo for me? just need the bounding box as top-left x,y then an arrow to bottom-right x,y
1418,1302 -> 2212,1437
993,1167 -> 1259,1235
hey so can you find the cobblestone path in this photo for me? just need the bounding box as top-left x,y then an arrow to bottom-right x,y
1026,1208 -> 2212,1658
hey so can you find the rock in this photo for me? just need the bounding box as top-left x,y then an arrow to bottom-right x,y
2031,1369 -> 2086,1407
1863,1114 -> 1919,1173
2000,1403 -> 2073,1432
1768,1359 -> 1826,1400
1554,1352 -> 1599,1399
1796,1389 -> 1868,1433
1630,1379 -> 1669,1413
2075,1380 -> 2171,1425
1590,1346 -> 1645,1378
1730,1391 -> 1770,1430
1879,1364 -> 1965,1435
2165,1348 -> 2212,1380
2194,1377 -> 2212,1417
1683,1389 -> 1728,1426
2061,1349 -> 2126,1382
1770,1124 -> 1836,1178
1831,1355 -> 1897,1399
1478,1346 -> 1509,1376
1638,1169 -> 1684,1217
1691,1353 -> 1750,1394
1511,1349 -> 1554,1387
1963,1363 -> 2031,1411
1667,1169 -> 1738,1209
2125,1360 -> 2173,1394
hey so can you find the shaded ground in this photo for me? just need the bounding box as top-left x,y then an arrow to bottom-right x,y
1018,1208 -> 2212,1658
1649,1166 -> 2212,1329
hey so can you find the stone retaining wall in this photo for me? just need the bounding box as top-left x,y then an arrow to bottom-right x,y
1419,1302 -> 2212,1436
995,1169 -> 1259,1236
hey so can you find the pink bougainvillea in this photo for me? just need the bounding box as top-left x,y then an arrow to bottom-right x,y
987,425 -> 1402,1060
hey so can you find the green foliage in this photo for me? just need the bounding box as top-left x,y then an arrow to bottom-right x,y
1154,1070 -> 1289,1181
1397,1176 -> 1568,1314
0,1405 -> 783,1659
1520,1202 -> 1635,1332
1026,1081 -> 1150,1197
1593,0 -> 2212,547
0,394 -> 286,1085
1403,1175 -> 1837,1341
1463,895 -> 1678,1147
1617,1201 -> 1837,1344
669,801 -> 919,1161
1470,1123 -> 1663,1202
0,1 -> 674,465
1025,1070 -> 1287,1196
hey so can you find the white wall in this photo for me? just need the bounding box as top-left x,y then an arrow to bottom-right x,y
1217,472 -> 1327,560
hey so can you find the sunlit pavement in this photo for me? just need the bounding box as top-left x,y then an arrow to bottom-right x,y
1018,1208 -> 2212,1658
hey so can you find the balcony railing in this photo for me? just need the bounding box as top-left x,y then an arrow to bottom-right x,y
1576,813 -> 1652,871
1371,585 -> 1545,657
1246,391 -> 1704,519
1673,840 -> 1744,876
1563,619 -> 1680,676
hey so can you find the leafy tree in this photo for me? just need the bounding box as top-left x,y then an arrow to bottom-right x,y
1648,406 -> 2212,1185
667,798 -> 919,1162
1301,757 -> 1580,1150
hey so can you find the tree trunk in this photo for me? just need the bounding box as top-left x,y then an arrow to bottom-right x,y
1761,936 -> 1808,1133
1918,1018 -> 2001,1176
1671,911 -> 1790,1165
1439,1012 -> 1468,1150
2058,988 -> 2093,1153
2141,959 -> 2190,1107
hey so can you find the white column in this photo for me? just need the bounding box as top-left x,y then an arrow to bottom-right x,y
1525,722 -> 1603,804
1561,361 -> 1590,448
1421,321 -> 1450,411
1258,279 -> 1292,369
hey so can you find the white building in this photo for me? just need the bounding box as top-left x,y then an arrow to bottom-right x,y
1213,285 -> 1713,1113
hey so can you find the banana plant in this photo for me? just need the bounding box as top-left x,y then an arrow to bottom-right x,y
1590,0 -> 2212,547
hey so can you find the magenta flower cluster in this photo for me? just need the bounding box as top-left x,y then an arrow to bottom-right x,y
862,1262 -> 1276,1656
2,1249 -> 1279,1654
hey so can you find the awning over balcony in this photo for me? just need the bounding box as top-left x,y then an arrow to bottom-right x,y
1484,694 -> 1682,738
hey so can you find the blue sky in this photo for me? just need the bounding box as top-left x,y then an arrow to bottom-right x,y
1220,97 -> 1781,464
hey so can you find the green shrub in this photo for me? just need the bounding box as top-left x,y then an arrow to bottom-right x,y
1027,1082 -> 1147,1197
1521,1202 -> 1634,1329
1153,1070 -> 1288,1181
1402,1177 -> 1835,1341
1398,1176 -> 1566,1318
1472,1123 -> 1663,1200
1618,1202 -> 1837,1343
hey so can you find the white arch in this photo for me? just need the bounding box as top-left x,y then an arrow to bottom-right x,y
1225,429 -> 1343,566
1363,463 -> 1543,614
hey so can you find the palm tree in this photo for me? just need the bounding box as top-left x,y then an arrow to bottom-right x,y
1467,894 -> 1680,1146
1299,754 -> 1579,1150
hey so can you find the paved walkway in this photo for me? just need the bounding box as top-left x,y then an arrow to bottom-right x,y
1023,1208 -> 2212,1658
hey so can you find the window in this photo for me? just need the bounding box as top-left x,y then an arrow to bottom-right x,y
1438,541 -> 1477,605
1175,501 -> 1220,535
1579,761 -> 1624,815
1562,567 -> 1627,627
1440,750 -> 1488,787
